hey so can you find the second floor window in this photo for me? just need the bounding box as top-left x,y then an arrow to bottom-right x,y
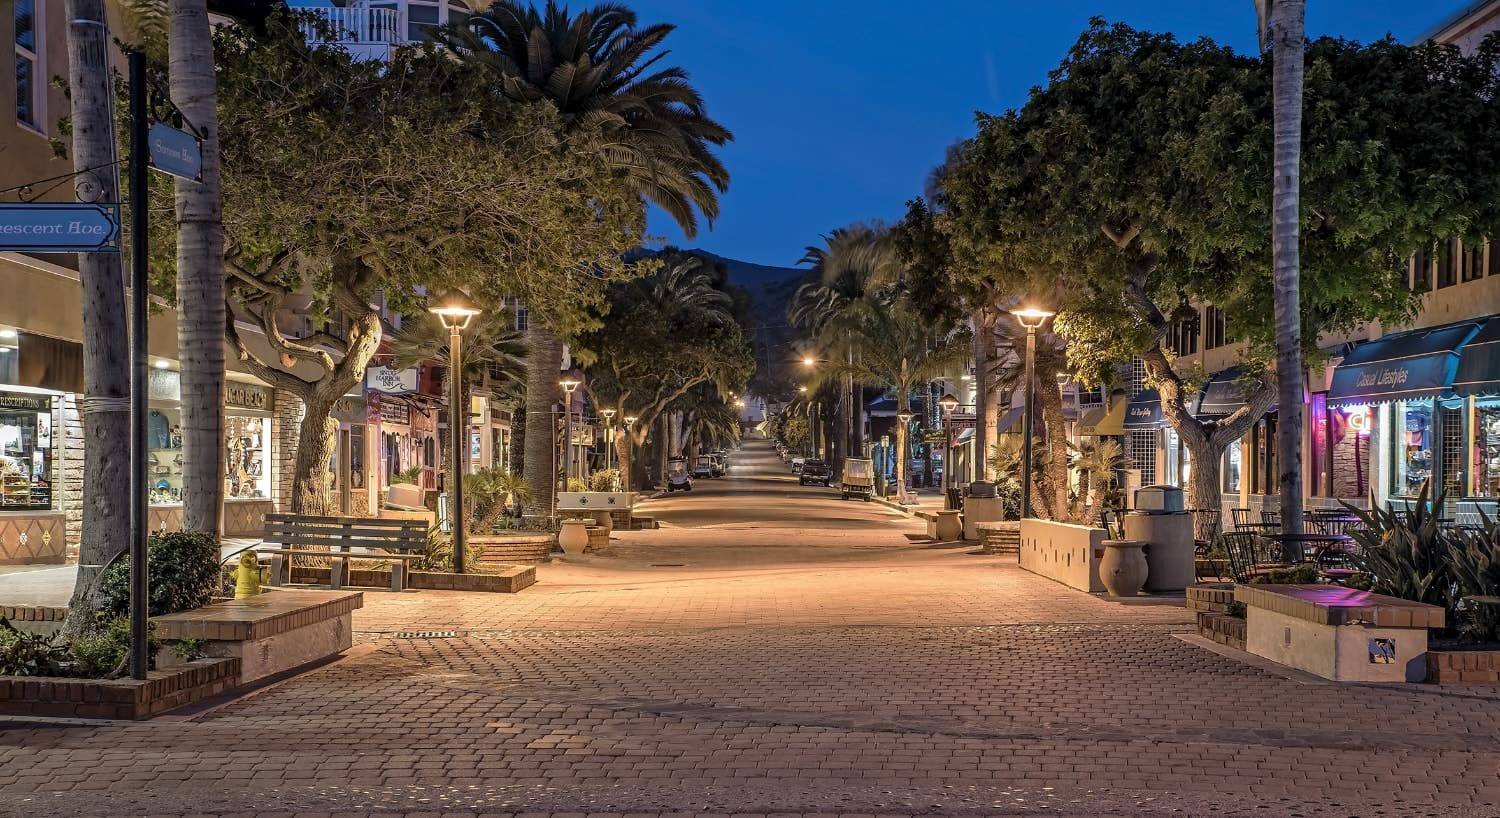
1204,305 -> 1228,350
14,0 -> 41,132
1464,240 -> 1486,283
1438,238 -> 1459,288
1412,244 -> 1432,291
1166,315 -> 1199,357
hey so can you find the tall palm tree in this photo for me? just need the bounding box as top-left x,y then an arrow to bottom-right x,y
1260,0 -> 1307,539
62,0 -> 132,635
812,298 -> 969,503
169,0 -> 227,534
443,1 -> 731,519
790,225 -> 899,472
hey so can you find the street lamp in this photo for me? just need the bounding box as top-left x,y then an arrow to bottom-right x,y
559,376 -> 581,489
938,393 -> 960,508
600,407 -> 616,475
802,356 -> 816,367
622,415 -> 637,492
430,290 -> 482,573
1010,306 -> 1055,520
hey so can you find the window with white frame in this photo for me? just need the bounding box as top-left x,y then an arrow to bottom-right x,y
14,0 -> 43,132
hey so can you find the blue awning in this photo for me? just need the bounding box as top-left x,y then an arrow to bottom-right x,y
1193,367 -> 1273,418
1328,321 -> 1482,406
1124,389 -> 1165,430
1453,318 -> 1500,398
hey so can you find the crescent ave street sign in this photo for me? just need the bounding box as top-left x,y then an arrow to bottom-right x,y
0,203 -> 121,252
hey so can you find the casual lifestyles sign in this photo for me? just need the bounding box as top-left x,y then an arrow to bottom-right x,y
0,203 -> 120,252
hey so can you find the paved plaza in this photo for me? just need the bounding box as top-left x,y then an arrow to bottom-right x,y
3,442 -> 1500,817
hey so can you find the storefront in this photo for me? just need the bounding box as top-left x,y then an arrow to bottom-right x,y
1123,388 -> 1165,487
331,396 -> 369,516
146,371 -> 277,537
0,332 -> 84,563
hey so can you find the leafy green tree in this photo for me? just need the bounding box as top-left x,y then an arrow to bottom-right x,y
147,15 -> 640,514
939,20 -> 1500,513
440,1 -> 731,516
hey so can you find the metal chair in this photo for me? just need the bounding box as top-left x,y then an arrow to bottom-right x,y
1230,508 -> 1256,531
1190,508 -> 1222,544
1260,509 -> 1281,528
1220,531 -> 1291,584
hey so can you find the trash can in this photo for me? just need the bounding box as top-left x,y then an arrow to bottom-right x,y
963,481 -> 1004,540
1124,485 -> 1195,592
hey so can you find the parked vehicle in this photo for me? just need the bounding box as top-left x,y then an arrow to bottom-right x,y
709,453 -> 726,477
667,458 -> 693,492
799,458 -> 832,486
692,455 -> 716,479
791,457 -> 806,474
840,458 -> 874,501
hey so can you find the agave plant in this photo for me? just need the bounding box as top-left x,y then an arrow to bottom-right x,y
1344,483 -> 1450,610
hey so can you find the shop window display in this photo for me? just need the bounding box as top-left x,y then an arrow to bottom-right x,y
225,415 -> 270,499
1393,400 -> 1433,497
0,394 -> 52,509
148,406 -> 184,504
1474,401 -> 1500,497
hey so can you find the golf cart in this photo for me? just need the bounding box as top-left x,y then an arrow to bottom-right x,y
840,457 -> 875,501
692,455 -> 716,479
666,458 -> 693,492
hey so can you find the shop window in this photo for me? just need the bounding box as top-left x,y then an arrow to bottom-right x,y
1128,429 -> 1156,485
0,393 -> 53,510
1392,400 -> 1433,497
1253,414 -> 1278,495
1441,404 -> 1465,498
1223,440 -> 1242,493
225,415 -> 270,499
148,406 -> 183,504
1473,401 -> 1500,497
1164,428 -> 1181,487
14,0 -> 42,132
349,425 -> 365,490
1437,239 -> 1459,288
1310,393 -> 1329,497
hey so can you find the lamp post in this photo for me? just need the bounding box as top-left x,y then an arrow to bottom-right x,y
600,407 -> 616,476
1010,307 -> 1055,520
622,415 -> 637,492
560,377 -> 581,489
430,290 -> 482,573
938,393 -> 960,508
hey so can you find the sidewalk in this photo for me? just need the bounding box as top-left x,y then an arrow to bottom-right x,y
871,486 -> 946,517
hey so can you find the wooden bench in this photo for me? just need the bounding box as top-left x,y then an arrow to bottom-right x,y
1235,584 -> 1445,682
262,514 -> 428,591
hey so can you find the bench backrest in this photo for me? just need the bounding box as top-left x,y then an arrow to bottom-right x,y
264,513 -> 429,552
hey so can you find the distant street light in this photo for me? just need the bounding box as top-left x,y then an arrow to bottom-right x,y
622,414 -> 638,492
600,407 -> 616,475
1010,306 -> 1055,520
938,392 -> 959,508
430,290 -> 482,573
560,376 -> 581,491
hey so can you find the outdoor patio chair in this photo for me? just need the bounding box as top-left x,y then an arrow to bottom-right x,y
1219,531 -> 1291,584
1190,508 -> 1222,545
1260,509 -> 1281,527
1230,508 -> 1256,530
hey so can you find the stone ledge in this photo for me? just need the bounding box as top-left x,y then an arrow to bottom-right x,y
152,589 -> 364,642
1234,583 -> 1445,629
1427,649 -> 1500,684
0,657 -> 240,720
0,604 -> 67,622
1187,583 -> 1235,614
289,565 -> 536,593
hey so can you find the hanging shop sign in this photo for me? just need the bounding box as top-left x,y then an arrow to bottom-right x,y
365,365 -> 418,395
378,400 -> 411,426
147,122 -> 204,183
0,203 -> 120,252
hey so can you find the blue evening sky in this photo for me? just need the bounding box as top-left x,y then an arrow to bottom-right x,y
629,0 -> 1476,267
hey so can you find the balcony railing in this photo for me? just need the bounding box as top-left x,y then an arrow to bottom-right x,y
298,7 -> 402,46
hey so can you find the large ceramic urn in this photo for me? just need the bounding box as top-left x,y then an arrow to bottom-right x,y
558,518 -> 591,555
1099,539 -> 1149,597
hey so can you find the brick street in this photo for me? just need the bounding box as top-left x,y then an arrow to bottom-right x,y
3,443 -> 1499,817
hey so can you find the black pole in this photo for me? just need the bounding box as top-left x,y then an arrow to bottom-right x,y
1021,326 -> 1037,521
449,324 -> 465,573
128,51 -> 149,680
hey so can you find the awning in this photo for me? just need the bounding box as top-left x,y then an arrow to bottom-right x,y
1453,318 -> 1500,397
1124,389 -> 1165,430
1077,400 -> 1125,436
1193,367 -> 1274,418
1328,321 -> 1482,405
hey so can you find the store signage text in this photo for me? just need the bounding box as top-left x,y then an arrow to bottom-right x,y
0,394 -> 51,411
1354,366 -> 1410,391
366,365 -> 418,394
224,382 -> 270,411
0,203 -> 120,252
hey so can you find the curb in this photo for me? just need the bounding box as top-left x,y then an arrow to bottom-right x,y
871,494 -> 916,517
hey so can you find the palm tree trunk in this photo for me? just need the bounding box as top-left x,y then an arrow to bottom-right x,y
169,0 -> 226,535
522,326 -> 561,518
895,392 -> 912,503
1271,0 -> 1306,540
62,0 -> 131,635
973,313 -> 994,481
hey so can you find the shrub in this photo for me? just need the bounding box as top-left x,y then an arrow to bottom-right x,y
99,531 -> 221,618
589,469 -> 622,492
565,477 -> 588,492
1248,564 -> 1321,585
413,528 -> 482,573
0,618 -> 67,676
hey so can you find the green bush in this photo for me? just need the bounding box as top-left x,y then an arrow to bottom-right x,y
0,618 -> 67,676
589,469 -> 622,492
413,528 -> 482,573
98,531 -> 221,618
1248,564 -> 1322,585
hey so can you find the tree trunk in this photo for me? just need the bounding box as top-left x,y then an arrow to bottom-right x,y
522,326 -> 561,518
1037,369 -> 1070,520
895,393 -> 911,503
169,0 -> 226,535
1271,0 -> 1306,539
291,399 -> 336,515
973,313 -> 994,481
63,0 -> 132,635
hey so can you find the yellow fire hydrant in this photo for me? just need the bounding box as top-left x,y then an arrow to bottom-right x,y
233,550 -> 264,599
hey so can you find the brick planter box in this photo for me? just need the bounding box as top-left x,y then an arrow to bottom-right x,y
0,604 -> 67,636
153,590 -> 361,684
1427,649 -> 1500,684
1197,612 -> 1247,651
290,565 -> 536,593
472,534 -> 555,564
0,658 -> 240,720
1187,583 -> 1236,614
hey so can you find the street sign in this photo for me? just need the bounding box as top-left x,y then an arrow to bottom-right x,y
147,121 -> 203,182
0,203 -> 120,252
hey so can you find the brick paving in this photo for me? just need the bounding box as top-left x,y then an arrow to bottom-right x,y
4,447 -> 1500,816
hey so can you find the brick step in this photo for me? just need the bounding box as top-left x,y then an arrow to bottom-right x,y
629,515 -> 657,530
477,541 -> 555,564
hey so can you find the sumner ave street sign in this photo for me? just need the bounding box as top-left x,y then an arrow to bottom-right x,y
0,203 -> 120,252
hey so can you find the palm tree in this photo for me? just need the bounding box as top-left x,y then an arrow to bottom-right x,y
812,298 -> 969,503
388,309 -> 526,483
1069,438 -> 1124,529
168,0 -> 227,534
990,321 -> 1073,521
1259,0 -> 1307,539
790,225 -> 898,472
442,1 -> 731,519
61,0 -> 132,635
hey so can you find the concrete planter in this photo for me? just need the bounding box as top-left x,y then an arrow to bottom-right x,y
1018,518 -> 1110,593
0,658 -> 240,720
1099,540 -> 1149,597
